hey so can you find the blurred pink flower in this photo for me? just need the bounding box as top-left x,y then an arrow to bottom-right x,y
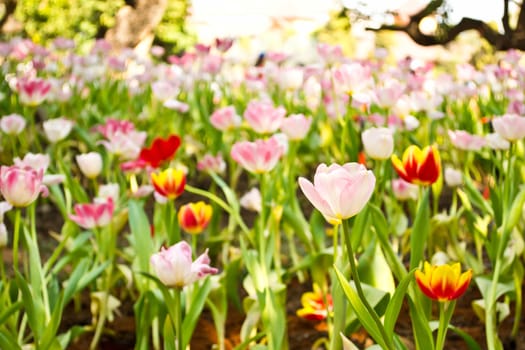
215,37 -> 234,52
448,130 -> 486,151
492,114 -> 525,141
0,114 -> 26,135
374,79 -> 405,108
15,76 -> 52,106
210,106 -> 241,131
99,131 -> 147,160
316,43 -> 343,65
231,137 -> 284,174
14,153 -> 50,172
95,118 -> 136,139
391,178 -> 419,201
150,241 -> 218,288
197,153 -> 226,174
69,198 -> 115,229
332,63 -> 372,95
243,100 -> 286,134
298,163 -> 375,225
0,165 -> 47,207
201,54 -> 223,75
280,114 -> 312,141
151,80 -> 178,101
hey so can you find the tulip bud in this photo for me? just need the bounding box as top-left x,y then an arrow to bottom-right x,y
43,117 -> 74,143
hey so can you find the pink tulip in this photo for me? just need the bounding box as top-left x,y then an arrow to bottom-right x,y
69,198 -> 115,229
0,114 -> 26,135
0,166 -> 47,207
280,114 -> 312,141
316,43 -> 343,65
14,153 -> 50,172
99,130 -> 147,160
210,106 -> 241,131
150,241 -> 218,288
298,163 -> 376,225
231,137 -> 284,174
448,130 -> 486,151
95,118 -> 136,139
243,100 -> 286,134
15,76 -> 52,106
492,114 -> 525,141
332,63 -> 372,95
197,153 -> 226,174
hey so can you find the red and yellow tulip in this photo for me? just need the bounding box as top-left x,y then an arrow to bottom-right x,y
415,262 -> 472,302
150,168 -> 185,200
178,201 -> 213,234
391,144 -> 441,186
296,284 -> 333,321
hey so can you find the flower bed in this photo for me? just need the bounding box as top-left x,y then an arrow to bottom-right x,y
0,36 -> 524,350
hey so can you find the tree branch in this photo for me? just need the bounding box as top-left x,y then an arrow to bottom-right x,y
368,17 -> 510,48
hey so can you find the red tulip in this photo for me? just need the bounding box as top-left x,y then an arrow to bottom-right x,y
139,134 -> 181,168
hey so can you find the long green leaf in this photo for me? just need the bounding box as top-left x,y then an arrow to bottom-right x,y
0,329 -> 21,350
333,266 -> 390,350
15,271 -> 43,340
181,278 -> 213,348
410,188 -> 430,269
384,270 -> 415,339
128,199 -> 155,277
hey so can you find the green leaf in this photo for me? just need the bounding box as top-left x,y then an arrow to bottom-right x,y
504,185 -> 525,233
15,271 -> 44,340
369,204 -> 407,281
410,188 -> 430,269
128,199 -> 155,290
475,276 -> 514,300
333,266 -> 390,350
407,297 -> 434,350
0,329 -> 21,350
63,259 -> 89,303
39,294 -> 65,350
0,301 -> 23,326
463,176 -> 494,217
384,270 -> 415,339
181,278 -> 213,349
350,205 -> 369,249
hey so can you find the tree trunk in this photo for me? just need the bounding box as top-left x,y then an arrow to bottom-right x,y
105,0 -> 168,51
0,0 -> 18,33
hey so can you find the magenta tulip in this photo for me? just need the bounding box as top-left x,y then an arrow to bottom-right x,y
0,165 -> 47,207
69,198 -> 115,229
150,241 -> 218,288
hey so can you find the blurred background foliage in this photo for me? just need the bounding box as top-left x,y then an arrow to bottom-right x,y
9,0 -> 195,53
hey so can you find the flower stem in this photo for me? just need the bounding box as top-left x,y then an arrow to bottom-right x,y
174,288 -> 183,350
12,208 -> 21,273
342,219 -> 394,350
435,301 -> 455,350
